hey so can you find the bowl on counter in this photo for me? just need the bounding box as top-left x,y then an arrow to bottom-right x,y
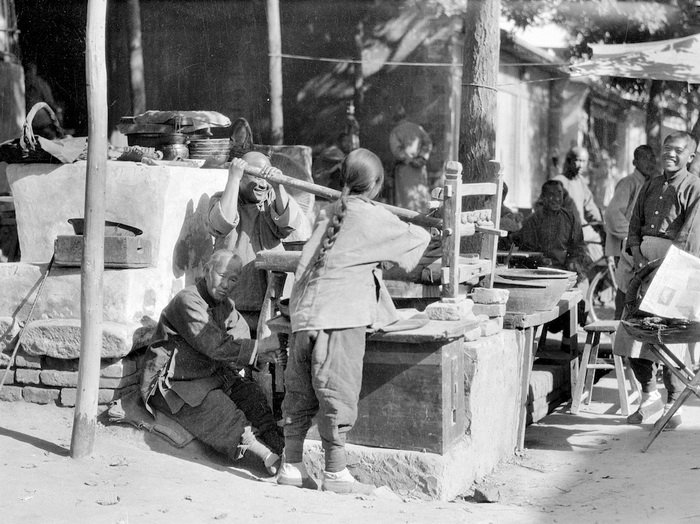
492,269 -> 572,314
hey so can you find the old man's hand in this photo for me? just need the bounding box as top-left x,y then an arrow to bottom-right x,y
256,347 -> 288,367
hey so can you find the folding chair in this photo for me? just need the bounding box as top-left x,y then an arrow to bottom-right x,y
620,259 -> 700,452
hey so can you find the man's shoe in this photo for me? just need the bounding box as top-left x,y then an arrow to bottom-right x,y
627,391 -> 662,424
322,469 -> 376,495
276,462 -> 318,490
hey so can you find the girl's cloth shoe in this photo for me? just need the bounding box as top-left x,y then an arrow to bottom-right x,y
276,462 -> 318,490
322,469 -> 376,495
626,391 -> 662,424
654,405 -> 683,431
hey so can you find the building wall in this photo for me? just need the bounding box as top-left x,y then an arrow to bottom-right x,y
496,53 -> 552,210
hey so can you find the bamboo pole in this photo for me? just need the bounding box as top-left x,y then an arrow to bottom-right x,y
126,0 -> 146,114
266,0 -> 283,144
71,0 -> 108,459
242,161 -> 442,229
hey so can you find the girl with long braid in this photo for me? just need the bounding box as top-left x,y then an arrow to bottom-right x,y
277,148 -> 431,494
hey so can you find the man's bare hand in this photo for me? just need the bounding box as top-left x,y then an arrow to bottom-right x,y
228,157 -> 246,182
256,347 -> 288,366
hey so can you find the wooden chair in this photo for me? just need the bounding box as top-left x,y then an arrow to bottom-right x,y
440,159 -> 506,300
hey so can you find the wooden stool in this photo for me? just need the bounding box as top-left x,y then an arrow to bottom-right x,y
570,320 -> 639,416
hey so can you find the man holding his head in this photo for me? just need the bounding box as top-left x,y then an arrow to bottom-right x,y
140,249 -> 285,475
207,151 -> 308,333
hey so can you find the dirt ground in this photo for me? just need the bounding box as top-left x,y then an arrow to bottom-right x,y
3,366 -> 700,523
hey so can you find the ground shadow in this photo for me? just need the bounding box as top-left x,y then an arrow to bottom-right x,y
0,425 -> 69,457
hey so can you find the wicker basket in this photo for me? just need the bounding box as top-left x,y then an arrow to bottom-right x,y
0,102 -> 63,164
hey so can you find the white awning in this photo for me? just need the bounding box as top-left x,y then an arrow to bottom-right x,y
571,33 -> 700,84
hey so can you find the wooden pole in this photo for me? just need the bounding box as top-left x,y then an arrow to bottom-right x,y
71,0 -> 108,459
126,0 -> 146,114
266,0 -> 283,144
242,161 -> 442,229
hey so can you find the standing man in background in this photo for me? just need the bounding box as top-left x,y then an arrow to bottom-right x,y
604,145 -> 657,318
553,146 -> 604,266
389,107 -> 433,213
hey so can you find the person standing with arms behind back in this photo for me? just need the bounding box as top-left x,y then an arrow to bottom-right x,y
276,148 -> 431,493
604,145 -> 657,319
553,147 -> 604,266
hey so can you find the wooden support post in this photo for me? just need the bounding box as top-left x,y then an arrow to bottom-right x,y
126,0 -> 146,115
71,0 -> 108,459
266,0 -> 283,145
441,161 -> 463,299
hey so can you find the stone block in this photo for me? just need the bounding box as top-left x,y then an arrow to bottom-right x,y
21,319 -> 142,359
463,326 -> 482,342
472,303 -> 506,318
100,357 -> 138,378
40,370 -> 78,387
0,315 -> 19,352
0,385 -> 22,401
60,384 -> 138,407
99,373 -> 140,389
43,356 -> 79,371
425,298 -> 475,321
479,316 -> 503,337
472,288 -> 509,304
15,368 -> 40,385
0,369 -> 14,384
41,369 -> 140,389
14,349 -> 42,369
23,386 -> 60,404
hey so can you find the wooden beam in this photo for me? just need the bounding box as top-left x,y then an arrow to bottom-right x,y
459,182 -> 498,196
266,0 -> 283,144
71,0 -> 108,459
126,0 -> 146,114
242,161 -> 442,228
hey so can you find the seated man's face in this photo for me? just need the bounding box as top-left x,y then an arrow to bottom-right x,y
239,174 -> 270,204
542,185 -> 564,212
205,254 -> 241,302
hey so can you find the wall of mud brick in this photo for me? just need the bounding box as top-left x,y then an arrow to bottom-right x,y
0,348 -> 143,408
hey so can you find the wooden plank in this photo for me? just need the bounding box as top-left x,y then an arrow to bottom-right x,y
481,160 -> 503,288
255,250 -> 301,272
441,161 -> 462,299
503,290 -> 583,330
369,318 -> 480,343
459,181 -> 498,196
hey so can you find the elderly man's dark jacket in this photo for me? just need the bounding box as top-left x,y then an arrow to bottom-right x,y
140,279 -> 257,415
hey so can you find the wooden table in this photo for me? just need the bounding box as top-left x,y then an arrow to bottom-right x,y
503,289 -> 583,450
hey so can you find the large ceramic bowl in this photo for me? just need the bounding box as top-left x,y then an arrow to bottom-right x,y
493,271 -> 571,314
497,267 -> 577,290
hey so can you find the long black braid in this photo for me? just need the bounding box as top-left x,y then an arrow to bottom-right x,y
311,148 -> 384,270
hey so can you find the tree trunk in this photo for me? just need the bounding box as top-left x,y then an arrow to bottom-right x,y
266,0 -> 283,145
459,0 -> 500,253
126,0 -> 146,115
645,79 -> 665,159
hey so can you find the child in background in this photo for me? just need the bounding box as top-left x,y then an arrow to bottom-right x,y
277,148 -> 431,493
